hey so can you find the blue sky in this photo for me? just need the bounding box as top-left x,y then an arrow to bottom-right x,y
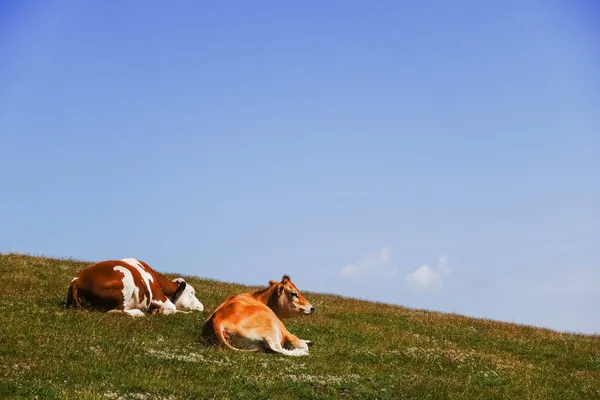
1,1 -> 598,334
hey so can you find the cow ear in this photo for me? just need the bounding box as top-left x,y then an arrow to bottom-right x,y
173,280 -> 187,302
269,280 -> 278,286
281,275 -> 290,284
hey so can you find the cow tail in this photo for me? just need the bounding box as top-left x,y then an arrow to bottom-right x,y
66,279 -> 82,309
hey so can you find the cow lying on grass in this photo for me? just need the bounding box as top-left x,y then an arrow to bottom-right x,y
66,258 -> 204,317
201,275 -> 315,356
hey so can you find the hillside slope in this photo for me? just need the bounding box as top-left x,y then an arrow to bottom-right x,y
0,254 -> 598,399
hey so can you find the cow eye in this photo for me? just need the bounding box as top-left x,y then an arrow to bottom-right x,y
290,292 -> 298,297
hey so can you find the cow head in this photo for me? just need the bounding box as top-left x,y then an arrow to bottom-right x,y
172,278 -> 204,312
269,275 -> 314,319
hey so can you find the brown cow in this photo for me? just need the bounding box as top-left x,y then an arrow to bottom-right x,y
66,258 -> 204,317
201,275 -> 315,356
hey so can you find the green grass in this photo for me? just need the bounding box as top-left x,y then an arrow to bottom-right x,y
1,253 -> 599,399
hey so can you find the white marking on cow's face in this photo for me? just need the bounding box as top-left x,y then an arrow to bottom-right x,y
71,277 -> 78,283
276,278 -> 314,317
114,266 -> 138,309
294,297 -> 314,315
172,278 -> 204,312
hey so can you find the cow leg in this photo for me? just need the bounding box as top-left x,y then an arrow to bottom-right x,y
150,306 -> 164,315
149,306 -> 190,315
264,337 -> 307,356
264,327 -> 309,357
150,298 -> 177,315
109,308 -> 146,317
276,322 -> 311,352
284,333 -> 311,352
265,338 -> 309,356
123,309 -> 146,317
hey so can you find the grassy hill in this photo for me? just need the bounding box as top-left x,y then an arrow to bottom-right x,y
0,254 -> 598,399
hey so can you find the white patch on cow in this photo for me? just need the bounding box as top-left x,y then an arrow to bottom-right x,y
71,277 -> 78,282
113,266 -> 138,310
121,258 -> 157,308
121,258 -> 154,298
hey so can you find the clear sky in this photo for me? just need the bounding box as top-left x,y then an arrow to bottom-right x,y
1,1 -> 598,334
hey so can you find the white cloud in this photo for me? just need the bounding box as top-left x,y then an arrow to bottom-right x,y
406,255 -> 451,293
339,246 -> 398,282
438,255 -> 450,275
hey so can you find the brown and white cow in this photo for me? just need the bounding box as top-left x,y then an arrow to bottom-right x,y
201,275 -> 314,356
66,258 -> 204,317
